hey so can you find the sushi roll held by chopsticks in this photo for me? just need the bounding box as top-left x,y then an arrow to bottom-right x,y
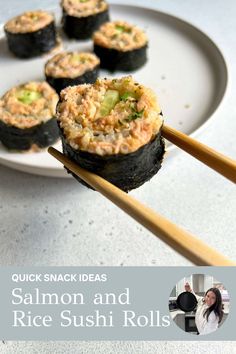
57,76 -> 165,191
61,0 -> 109,40
93,21 -> 148,71
45,52 -> 100,94
4,10 -> 57,58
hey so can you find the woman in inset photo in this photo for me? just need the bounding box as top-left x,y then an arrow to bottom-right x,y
184,282 -> 224,335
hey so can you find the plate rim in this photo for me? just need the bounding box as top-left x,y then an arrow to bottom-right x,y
0,2 -> 229,177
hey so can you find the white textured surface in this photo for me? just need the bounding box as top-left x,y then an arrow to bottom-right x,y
1,341 -> 236,354
0,0 -> 236,353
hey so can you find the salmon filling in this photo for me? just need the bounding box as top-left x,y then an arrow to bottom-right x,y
62,0 -> 108,17
57,76 -> 163,156
93,21 -> 148,51
4,10 -> 54,34
45,52 -> 100,79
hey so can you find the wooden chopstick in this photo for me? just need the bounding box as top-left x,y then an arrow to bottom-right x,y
48,147 -> 235,266
162,125 -> 236,183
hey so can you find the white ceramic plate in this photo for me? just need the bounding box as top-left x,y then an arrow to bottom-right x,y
0,4 -> 228,177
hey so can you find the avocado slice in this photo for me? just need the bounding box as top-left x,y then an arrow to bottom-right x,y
70,54 -> 86,64
115,25 -> 126,33
17,89 -> 42,105
99,90 -> 120,117
120,92 -> 136,101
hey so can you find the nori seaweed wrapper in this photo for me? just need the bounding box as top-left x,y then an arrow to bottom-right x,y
62,9 -> 109,40
94,44 -> 148,72
0,118 -> 59,150
46,66 -> 100,94
59,127 -> 165,192
4,22 -> 57,59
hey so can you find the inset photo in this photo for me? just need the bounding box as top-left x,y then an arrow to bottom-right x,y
169,274 -> 230,335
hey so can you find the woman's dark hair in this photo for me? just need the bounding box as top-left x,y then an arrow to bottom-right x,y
203,288 -> 224,323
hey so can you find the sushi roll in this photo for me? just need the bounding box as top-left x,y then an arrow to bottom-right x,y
0,82 -> 59,151
45,52 -> 100,94
93,21 -> 148,72
4,10 -> 57,58
61,0 -> 109,40
57,76 -> 165,192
